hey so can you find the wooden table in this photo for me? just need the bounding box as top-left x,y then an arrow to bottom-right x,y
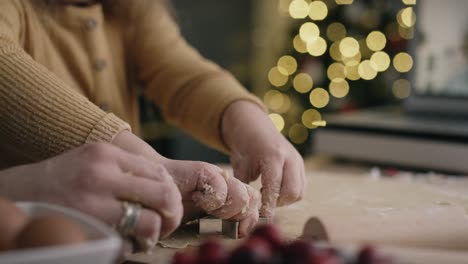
127,156 -> 468,264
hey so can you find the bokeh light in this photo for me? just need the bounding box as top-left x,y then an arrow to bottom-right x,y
339,37 -> 360,58
329,78 -> 350,98
402,0 -> 416,5
335,0 -> 353,4
329,41 -> 342,61
289,0 -> 309,19
397,7 -> 416,28
293,35 -> 308,53
366,31 -> 386,52
307,37 -> 327,56
288,124 -> 309,144
268,66 -> 288,87
309,88 -> 330,108
327,22 -> 347,42
309,1 -> 328,21
345,61 -> 360,80
392,79 -> 411,99
302,109 -> 322,129
299,22 -> 320,43
393,52 -> 413,73
277,56 -> 298,75
293,73 -> 314,93
327,62 -> 347,80
269,113 -> 285,132
358,60 -> 378,80
370,51 -> 391,72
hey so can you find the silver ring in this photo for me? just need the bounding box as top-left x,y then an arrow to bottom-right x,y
118,201 -> 141,236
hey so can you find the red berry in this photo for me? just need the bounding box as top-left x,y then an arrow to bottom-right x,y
250,224 -> 283,250
311,251 -> 343,264
281,240 -> 316,264
356,245 -> 388,264
228,237 -> 273,264
197,238 -> 228,264
172,251 -> 196,264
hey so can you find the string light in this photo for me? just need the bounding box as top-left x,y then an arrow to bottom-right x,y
397,7 -> 416,28
339,37 -> 360,58
302,109 -> 322,128
370,51 -> 391,72
268,66 -> 288,87
393,52 -> 413,73
293,35 -> 308,53
327,62 -> 347,80
345,61 -> 360,80
309,1 -> 328,21
402,0 -> 416,5
299,22 -> 320,43
392,79 -> 411,99
293,73 -> 314,93
307,37 -> 327,56
366,31 -> 386,52
288,124 -> 309,144
358,60 -> 378,80
269,113 -> 285,132
329,41 -> 342,61
329,78 -> 350,98
309,88 -> 330,108
289,0 -> 309,19
277,56 -> 298,75
335,0 -> 353,4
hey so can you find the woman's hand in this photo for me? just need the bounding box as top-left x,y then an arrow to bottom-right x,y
222,100 -> 305,218
111,130 -> 261,237
0,143 -> 183,243
162,159 -> 260,237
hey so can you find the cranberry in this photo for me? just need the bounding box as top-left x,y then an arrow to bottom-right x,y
228,237 -> 273,264
197,238 -> 228,264
172,251 -> 196,264
250,224 -> 283,250
356,245 -> 392,264
281,240 -> 316,264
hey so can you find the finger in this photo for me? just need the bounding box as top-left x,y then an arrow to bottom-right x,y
209,176 -> 249,219
187,162 -> 229,212
76,196 -> 163,241
107,174 -> 183,238
115,151 -> 172,183
227,184 -> 260,221
238,212 -> 259,238
277,159 -> 303,206
235,185 -> 261,237
259,159 -> 283,218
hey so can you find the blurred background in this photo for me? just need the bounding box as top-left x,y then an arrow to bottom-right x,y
138,0 -> 467,171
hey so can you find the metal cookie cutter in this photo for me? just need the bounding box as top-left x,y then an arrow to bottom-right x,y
199,216 -> 269,239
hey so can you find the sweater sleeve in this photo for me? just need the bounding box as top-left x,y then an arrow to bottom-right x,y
0,1 -> 130,166
128,2 -> 266,153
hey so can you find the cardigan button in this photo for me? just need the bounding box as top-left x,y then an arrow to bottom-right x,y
84,18 -> 97,30
94,59 -> 107,71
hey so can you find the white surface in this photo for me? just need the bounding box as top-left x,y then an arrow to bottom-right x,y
0,202 -> 122,264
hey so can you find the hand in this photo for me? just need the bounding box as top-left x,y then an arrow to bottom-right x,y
162,159 -> 261,237
111,130 -> 261,237
0,143 -> 183,243
222,101 -> 305,218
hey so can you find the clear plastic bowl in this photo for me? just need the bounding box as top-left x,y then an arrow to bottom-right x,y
0,202 -> 122,264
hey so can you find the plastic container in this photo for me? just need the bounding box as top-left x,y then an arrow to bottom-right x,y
0,202 -> 122,264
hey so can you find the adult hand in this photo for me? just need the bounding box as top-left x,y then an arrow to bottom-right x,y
162,159 -> 260,237
0,143 -> 183,243
221,100 -> 305,218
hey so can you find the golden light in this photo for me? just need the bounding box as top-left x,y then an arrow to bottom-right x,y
342,52 -> 361,66
345,61 -> 360,81
397,7 -> 416,28
263,90 -> 284,110
366,31 -> 386,52
398,26 -> 414,39
288,124 -> 309,144
309,1 -> 328,21
393,52 -> 413,73
302,109 -> 322,128
289,0 -> 309,19
309,88 -> 330,108
327,22 -> 347,42
312,120 -> 327,127
293,35 -> 308,53
293,73 -> 314,93
269,113 -> 285,132
277,55 -> 298,75
299,22 -> 320,43
339,37 -> 360,58
307,37 -> 327,56
327,62 -> 347,80
329,78 -> 350,98
392,79 -> 411,99
335,0 -> 353,4
276,94 -> 292,113
358,60 -> 378,80
402,0 -> 416,5
329,41 -> 342,61
370,51 -> 390,72
268,66 -> 288,87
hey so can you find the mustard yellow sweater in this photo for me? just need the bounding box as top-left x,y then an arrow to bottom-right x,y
0,0 -> 263,168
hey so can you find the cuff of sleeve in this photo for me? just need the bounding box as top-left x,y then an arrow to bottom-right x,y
85,113 -> 132,144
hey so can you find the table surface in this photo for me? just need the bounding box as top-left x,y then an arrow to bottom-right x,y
127,156 -> 468,264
